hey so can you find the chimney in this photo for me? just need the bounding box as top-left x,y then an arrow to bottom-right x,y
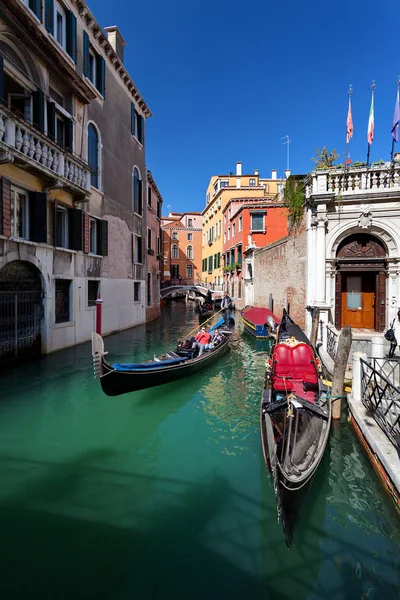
236,161 -> 242,176
285,169 -> 291,179
271,169 -> 277,179
104,26 -> 126,64
254,169 -> 259,176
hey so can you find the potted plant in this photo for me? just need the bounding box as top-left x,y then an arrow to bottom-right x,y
148,248 -> 155,255
233,261 -> 242,272
157,253 -> 163,260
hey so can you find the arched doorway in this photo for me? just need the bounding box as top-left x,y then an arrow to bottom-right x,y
0,261 -> 43,363
335,234 -> 386,331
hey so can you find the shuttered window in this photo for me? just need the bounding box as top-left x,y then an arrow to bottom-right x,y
96,56 -> 105,97
133,168 -> 142,215
83,31 -> 90,77
29,0 -> 43,21
32,90 -> 45,131
66,10 -> 77,62
45,0 -> 54,34
131,104 -> 144,144
88,124 -> 100,189
29,192 -> 47,243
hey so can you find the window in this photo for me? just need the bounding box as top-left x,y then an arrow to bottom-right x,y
188,218 -> 193,227
55,206 -> 69,247
133,167 -> 143,215
83,32 -> 105,96
210,226 -> 214,242
88,123 -> 100,189
10,187 -> 29,239
208,256 -> 213,272
232,223 -> 236,237
171,244 -> 179,259
214,254 -> 217,269
171,265 -> 179,279
55,113 -> 65,147
217,252 -> 221,268
131,104 -> 145,145
134,235 -> 143,264
55,279 -> 71,323
237,245 -> 242,266
26,0 -> 42,20
239,216 -> 242,232
228,228 -> 230,241
88,280 -> 99,307
187,233 -> 193,241
54,1 -> 66,49
202,258 -> 207,272
157,201 -> 161,219
249,178 -> 256,186
147,272 -> 152,307
224,231 -> 226,243
147,228 -> 152,251
220,180 -> 229,188
157,236 -> 161,255
134,282 -> 141,302
89,218 -> 98,254
187,245 -> 193,260
148,186 -> 152,207
172,231 -> 178,240
186,264 -> 193,278
213,182 -> 218,196
251,213 -> 265,232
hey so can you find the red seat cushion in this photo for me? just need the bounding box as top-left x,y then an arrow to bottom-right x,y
273,343 -> 317,384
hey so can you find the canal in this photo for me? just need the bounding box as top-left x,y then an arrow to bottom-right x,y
0,302 -> 399,599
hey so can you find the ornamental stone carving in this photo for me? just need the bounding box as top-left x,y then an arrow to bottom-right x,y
358,211 -> 372,230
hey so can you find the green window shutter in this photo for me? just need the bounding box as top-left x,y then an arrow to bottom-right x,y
65,117 -> 73,152
29,192 -> 47,243
96,56 -> 105,96
29,0 -> 43,21
45,0 -> 54,34
138,178 -> 143,215
32,90 -> 45,131
131,103 -> 136,135
137,114 -> 144,144
83,31 -> 90,78
47,101 -> 55,140
0,56 -> 4,105
69,208 -> 83,251
66,10 -> 77,62
99,219 -> 108,256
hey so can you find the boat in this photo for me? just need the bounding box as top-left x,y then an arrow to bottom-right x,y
92,316 -> 235,397
198,302 -> 214,318
260,309 -> 331,547
241,305 -> 280,338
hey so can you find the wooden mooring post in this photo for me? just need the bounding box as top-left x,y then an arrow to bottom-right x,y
310,307 -> 320,350
332,325 -> 352,420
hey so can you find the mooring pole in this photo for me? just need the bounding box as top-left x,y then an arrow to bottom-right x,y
331,325 -> 352,420
95,295 -> 103,335
310,307 -> 320,350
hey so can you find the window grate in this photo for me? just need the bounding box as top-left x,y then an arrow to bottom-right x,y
55,279 -> 70,323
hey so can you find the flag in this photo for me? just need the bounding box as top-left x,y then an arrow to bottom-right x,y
392,87 -> 400,143
367,91 -> 374,145
346,97 -> 353,143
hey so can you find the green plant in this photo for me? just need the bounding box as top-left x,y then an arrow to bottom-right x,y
371,159 -> 385,166
283,177 -> 305,228
311,146 -> 339,169
352,161 -> 367,168
223,265 -> 233,273
233,262 -> 242,270
334,163 -> 344,169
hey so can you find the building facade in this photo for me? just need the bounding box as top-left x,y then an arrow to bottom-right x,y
305,163 -> 400,345
0,0 -> 151,362
201,161 -> 285,289
161,212 -> 202,284
146,171 -> 162,322
222,196 -> 288,309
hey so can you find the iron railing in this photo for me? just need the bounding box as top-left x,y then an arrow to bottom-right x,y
326,326 -> 338,361
360,357 -> 400,450
0,291 -> 42,361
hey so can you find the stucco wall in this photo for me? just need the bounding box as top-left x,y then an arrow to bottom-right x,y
253,218 -> 307,328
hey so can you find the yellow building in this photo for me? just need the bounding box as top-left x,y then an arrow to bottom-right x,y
201,162 -> 285,287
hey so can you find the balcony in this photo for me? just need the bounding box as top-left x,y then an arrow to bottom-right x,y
306,163 -> 400,202
0,105 -> 90,198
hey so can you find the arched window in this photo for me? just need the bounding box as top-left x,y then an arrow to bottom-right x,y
171,244 -> 179,259
133,167 -> 143,215
186,245 -> 193,260
88,123 -> 101,189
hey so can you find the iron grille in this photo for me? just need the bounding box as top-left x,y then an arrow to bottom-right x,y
55,280 -> 71,323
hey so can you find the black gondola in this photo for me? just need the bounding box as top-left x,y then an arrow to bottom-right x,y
198,302 -> 214,318
92,317 -> 235,396
260,309 -> 331,547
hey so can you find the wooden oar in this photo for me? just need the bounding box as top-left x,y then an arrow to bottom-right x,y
184,304 -> 229,339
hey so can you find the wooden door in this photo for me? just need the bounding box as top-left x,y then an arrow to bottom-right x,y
341,274 -> 375,329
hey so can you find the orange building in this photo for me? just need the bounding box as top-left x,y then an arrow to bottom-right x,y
161,212 -> 202,284
223,196 -> 288,309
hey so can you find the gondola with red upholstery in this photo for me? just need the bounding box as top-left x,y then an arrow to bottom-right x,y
260,309 -> 331,547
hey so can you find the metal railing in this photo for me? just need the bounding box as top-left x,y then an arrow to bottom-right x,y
360,358 -> 400,450
326,325 -> 338,361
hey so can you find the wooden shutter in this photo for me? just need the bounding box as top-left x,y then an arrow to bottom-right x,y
335,271 -> 342,329
65,117 -> 73,152
47,101 -> 55,141
83,31 -> 90,78
32,90 -> 45,131
45,0 -> 54,34
29,192 -> 47,243
83,212 -> 90,253
96,56 -> 105,96
131,103 -> 136,136
0,177 -> 11,237
376,271 -> 386,332
69,208 -> 83,251
66,10 -> 77,62
0,55 -> 4,105
137,114 -> 143,144
138,178 -> 143,215
99,219 -> 108,256
29,0 -> 42,21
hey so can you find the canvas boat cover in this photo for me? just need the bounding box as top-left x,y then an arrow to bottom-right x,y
242,307 -> 280,326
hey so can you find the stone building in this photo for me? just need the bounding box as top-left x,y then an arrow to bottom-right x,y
161,212 -> 202,284
0,0 -> 151,363
146,171 -> 162,322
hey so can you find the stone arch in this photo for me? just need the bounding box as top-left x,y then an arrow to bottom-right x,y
0,252 -> 47,294
0,260 -> 42,291
336,233 -> 386,259
0,33 -> 45,89
327,222 -> 398,259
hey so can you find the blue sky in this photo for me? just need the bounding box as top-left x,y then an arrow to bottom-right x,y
93,0 -> 399,213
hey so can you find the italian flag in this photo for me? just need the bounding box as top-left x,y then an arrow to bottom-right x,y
367,92 -> 374,145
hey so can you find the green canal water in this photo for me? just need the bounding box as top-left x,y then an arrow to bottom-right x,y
0,302 -> 399,600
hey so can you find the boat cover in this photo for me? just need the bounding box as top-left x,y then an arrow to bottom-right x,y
243,307 -> 280,326
112,357 -> 188,371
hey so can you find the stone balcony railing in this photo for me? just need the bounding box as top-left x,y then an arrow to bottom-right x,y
0,105 -> 90,197
306,163 -> 400,200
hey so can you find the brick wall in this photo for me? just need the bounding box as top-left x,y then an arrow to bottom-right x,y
253,216 -> 306,328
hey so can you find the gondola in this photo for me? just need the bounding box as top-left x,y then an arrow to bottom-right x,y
199,302 -> 214,318
92,316 -> 235,397
241,305 -> 280,339
260,309 -> 331,547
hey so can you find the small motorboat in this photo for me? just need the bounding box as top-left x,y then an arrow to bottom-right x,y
260,309 -> 331,547
92,317 -> 235,396
241,305 -> 280,338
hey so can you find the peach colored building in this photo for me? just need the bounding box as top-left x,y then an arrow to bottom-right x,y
146,172 -> 163,321
161,212 -> 202,284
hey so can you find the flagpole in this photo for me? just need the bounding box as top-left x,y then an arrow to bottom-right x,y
367,81 -> 375,167
344,84 -> 353,168
391,76 -> 400,162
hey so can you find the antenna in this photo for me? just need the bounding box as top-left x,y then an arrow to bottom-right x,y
281,135 -> 292,171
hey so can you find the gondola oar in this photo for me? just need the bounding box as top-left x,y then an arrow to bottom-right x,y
185,303 -> 230,339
